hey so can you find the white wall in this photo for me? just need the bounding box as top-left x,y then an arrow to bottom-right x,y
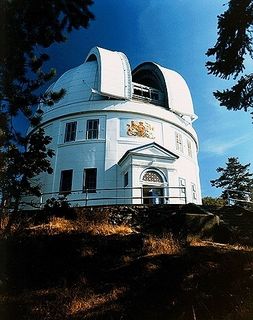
25,97 -> 201,207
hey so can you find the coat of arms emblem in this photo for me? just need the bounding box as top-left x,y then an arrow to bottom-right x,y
126,120 -> 155,139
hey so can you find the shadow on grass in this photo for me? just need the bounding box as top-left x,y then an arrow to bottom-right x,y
1,223 -> 253,319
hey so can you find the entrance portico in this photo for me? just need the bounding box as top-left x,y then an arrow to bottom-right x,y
118,142 -> 179,204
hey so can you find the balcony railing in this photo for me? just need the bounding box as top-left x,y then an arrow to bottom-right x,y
132,82 -> 164,106
22,186 -> 188,209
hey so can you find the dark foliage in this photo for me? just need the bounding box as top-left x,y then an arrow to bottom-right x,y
0,129 -> 55,209
206,0 -> 253,116
202,196 -> 226,208
211,157 -> 253,202
43,196 -> 76,218
214,74 -> 253,111
0,0 -> 94,210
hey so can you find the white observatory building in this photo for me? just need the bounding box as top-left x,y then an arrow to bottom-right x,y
28,47 -> 202,207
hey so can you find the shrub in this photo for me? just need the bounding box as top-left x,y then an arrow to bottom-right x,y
202,196 -> 226,208
44,196 -> 75,218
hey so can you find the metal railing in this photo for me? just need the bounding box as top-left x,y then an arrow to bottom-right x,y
132,82 -> 165,106
225,189 -> 253,206
24,186 -> 188,208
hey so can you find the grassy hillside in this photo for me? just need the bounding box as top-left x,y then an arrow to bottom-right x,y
1,206 -> 253,319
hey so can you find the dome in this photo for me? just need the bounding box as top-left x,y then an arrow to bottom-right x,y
45,61 -> 103,109
42,46 -> 196,121
43,47 -> 132,112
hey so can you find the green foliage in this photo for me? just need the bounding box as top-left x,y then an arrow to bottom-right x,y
211,157 -> 253,201
0,128 -> 55,208
0,0 -> 94,119
214,74 -> 253,112
206,0 -> 253,116
0,1 -> 94,211
202,196 -> 226,207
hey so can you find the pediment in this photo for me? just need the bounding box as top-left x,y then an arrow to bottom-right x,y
118,142 -> 179,165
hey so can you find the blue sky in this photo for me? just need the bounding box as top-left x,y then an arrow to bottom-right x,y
44,0 -> 253,197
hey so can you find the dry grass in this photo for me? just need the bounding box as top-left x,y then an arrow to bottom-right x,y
143,233 -> 182,256
25,217 -> 76,235
187,236 -> 253,252
186,235 -> 203,247
68,287 -> 127,316
83,221 -> 133,236
0,286 -> 126,319
49,217 -> 76,232
24,216 -> 135,236
1,217 -> 253,320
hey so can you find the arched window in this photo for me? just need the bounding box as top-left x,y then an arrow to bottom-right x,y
142,171 -> 163,183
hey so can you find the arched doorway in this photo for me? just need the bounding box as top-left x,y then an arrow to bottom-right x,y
141,170 -> 166,204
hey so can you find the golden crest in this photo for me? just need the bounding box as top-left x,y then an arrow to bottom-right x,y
126,120 -> 155,138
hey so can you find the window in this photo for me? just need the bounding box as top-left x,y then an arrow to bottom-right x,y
175,132 -> 183,152
187,139 -> 192,157
59,170 -> 73,194
64,121 -> 77,142
83,168 -> 97,193
86,119 -> 99,139
124,172 -> 129,187
191,183 -> 197,200
143,171 -> 163,183
179,178 -> 186,197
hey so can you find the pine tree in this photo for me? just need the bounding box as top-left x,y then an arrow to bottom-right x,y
211,157 -> 253,203
0,0 -> 94,211
206,0 -> 253,117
